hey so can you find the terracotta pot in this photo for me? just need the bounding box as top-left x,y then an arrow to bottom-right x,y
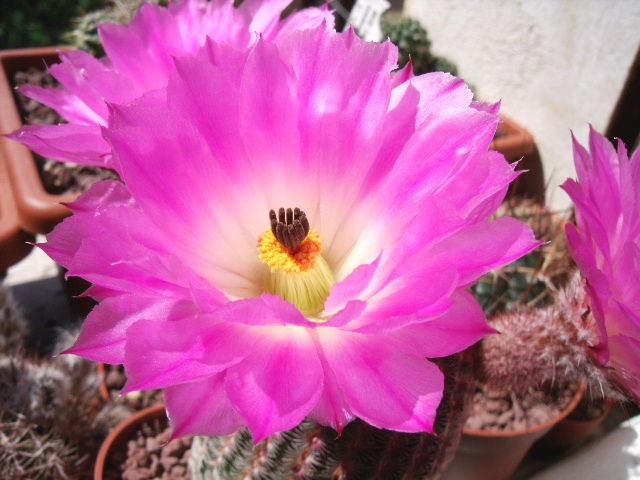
490,115 -> 535,162
440,383 -> 585,480
531,395 -> 614,456
94,404 -> 167,480
0,47 -> 76,235
491,115 -> 544,203
0,149 -> 33,276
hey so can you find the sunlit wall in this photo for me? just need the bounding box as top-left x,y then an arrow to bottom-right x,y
405,0 -> 640,209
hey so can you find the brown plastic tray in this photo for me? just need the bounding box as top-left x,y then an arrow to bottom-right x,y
0,47 -> 76,235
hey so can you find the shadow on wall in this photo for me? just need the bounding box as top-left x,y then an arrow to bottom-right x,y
605,46 -> 640,152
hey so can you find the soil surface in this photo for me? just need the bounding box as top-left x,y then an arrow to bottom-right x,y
13,66 -> 118,194
465,383 -> 579,431
102,415 -> 192,480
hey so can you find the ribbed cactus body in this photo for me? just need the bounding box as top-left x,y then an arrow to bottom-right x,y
190,354 -> 473,480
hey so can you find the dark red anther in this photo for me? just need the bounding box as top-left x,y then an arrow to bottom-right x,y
269,207 -> 309,251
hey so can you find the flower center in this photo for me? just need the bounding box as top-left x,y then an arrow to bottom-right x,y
258,208 -> 334,316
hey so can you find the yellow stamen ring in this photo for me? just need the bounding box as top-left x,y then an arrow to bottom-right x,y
258,228 -> 334,316
258,228 -> 323,274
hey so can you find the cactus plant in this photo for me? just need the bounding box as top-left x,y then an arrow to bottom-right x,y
189,354 -> 474,480
0,287 -> 28,355
477,271 -> 620,399
380,13 -> 458,76
472,199 -> 575,315
0,411 -> 79,480
0,320 -> 124,479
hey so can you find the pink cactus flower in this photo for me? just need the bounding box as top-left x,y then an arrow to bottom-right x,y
563,127 -> 640,400
9,0 -> 333,169
44,25 -> 539,441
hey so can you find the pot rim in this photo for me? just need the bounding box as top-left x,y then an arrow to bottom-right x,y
94,403 -> 167,480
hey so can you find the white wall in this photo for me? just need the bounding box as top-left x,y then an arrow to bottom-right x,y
404,0 -> 640,209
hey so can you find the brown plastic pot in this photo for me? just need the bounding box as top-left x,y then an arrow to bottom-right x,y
531,395 -> 614,456
94,404 -> 168,480
440,383 -> 585,480
0,47 -> 76,235
0,148 -> 34,276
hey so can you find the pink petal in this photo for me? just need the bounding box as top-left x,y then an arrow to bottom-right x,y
166,373 -> 244,437
63,294 -> 190,364
99,3 -> 185,90
565,224 -> 611,334
563,179 -> 612,270
168,54 -> 245,174
389,60 -> 414,88
346,107 -> 503,274
104,103 -> 264,296
375,105 -> 497,217
225,326 -> 323,441
8,123 -> 110,167
614,242 -> 640,319
454,150 -> 518,221
426,217 -> 542,286
277,25 -> 395,239
244,0 -> 292,39
389,292 -> 494,357
357,82 -> 420,201
317,329 -> 443,433
352,269 -> 458,333
238,39 -> 301,181
19,84 -> 103,125
390,72 -> 474,129
44,181 -> 227,307
307,331 -> 354,431
211,295 -> 302,327
323,300 -> 367,328
324,254 -> 381,315
123,316 -> 257,392
274,4 -> 335,40
32,51 -> 105,121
